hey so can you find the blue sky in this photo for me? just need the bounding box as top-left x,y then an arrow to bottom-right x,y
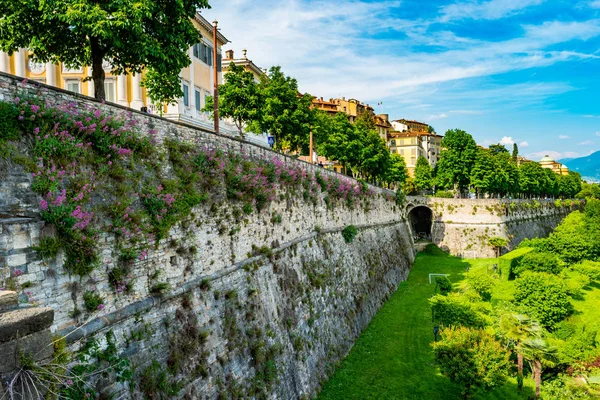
207,0 -> 600,161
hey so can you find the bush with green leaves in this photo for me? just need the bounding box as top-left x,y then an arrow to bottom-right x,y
0,101 -> 19,141
559,269 -> 591,297
341,225 -> 358,243
514,271 -> 573,330
465,271 -> 494,301
571,260 -> 600,281
435,276 -> 453,295
430,293 -> 488,328
514,251 -> 562,276
82,291 -> 105,312
498,247 -> 533,280
433,326 -> 510,398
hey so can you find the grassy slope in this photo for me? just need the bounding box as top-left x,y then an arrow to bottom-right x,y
318,249 -> 535,400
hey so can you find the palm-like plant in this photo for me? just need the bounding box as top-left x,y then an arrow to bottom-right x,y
499,313 -> 542,391
521,338 -> 558,398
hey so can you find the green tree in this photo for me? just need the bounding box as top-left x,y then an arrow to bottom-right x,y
521,338 -> 558,398
414,156 -> 433,192
470,149 -> 496,197
576,182 -> 600,199
514,271 -> 572,329
433,326 -> 511,399
436,129 -> 478,196
512,143 -> 519,161
558,171 -> 583,199
317,112 -> 361,175
0,0 -> 209,103
488,236 -> 508,258
489,143 -> 509,154
250,66 -> 312,151
384,154 -> 409,189
499,313 -> 542,391
358,129 -> 390,184
519,162 -> 545,198
204,63 -> 261,137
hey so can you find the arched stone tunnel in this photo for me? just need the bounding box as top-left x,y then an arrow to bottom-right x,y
407,205 -> 433,239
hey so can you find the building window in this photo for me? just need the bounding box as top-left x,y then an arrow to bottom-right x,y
217,53 -> 222,72
194,42 -> 214,66
104,80 -> 116,102
65,80 -> 80,94
183,83 -> 189,107
390,140 -> 396,146
195,89 -> 201,111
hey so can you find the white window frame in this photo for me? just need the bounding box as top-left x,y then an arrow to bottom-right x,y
104,79 -> 116,102
65,79 -> 81,94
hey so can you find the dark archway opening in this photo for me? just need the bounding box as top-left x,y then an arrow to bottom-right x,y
408,206 -> 433,240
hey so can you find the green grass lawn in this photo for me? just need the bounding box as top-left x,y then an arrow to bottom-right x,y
317,248 -> 535,400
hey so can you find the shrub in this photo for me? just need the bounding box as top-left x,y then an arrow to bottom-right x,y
82,291 -> 105,312
429,294 -> 488,328
433,326 -> 510,398
514,251 -> 562,276
466,271 -> 494,301
434,190 -> 454,198
0,102 -> 19,141
514,271 -> 572,329
150,282 -> 170,295
498,247 -> 533,280
341,225 -> 358,243
559,269 -> 591,297
32,236 -> 62,259
571,260 -> 600,281
435,276 -> 453,295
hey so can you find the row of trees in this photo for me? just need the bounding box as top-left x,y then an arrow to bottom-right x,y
412,129 -> 583,198
207,63 -> 409,188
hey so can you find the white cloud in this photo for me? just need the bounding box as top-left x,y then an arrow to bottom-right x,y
499,136 -> 515,145
439,0 -> 545,22
520,141 -> 529,147
204,2 -> 600,102
526,151 -> 580,160
559,135 -> 570,139
590,0 -> 600,8
428,113 -> 448,120
579,140 -> 595,145
596,132 -> 600,136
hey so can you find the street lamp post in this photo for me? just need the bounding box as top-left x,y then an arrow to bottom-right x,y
212,20 -> 219,134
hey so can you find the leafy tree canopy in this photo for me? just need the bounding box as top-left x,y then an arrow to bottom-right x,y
204,63 -> 261,137
433,326 -> 511,398
0,0 -> 210,104
436,129 -> 478,194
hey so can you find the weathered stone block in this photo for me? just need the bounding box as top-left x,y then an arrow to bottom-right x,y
6,253 -> 27,267
0,307 -> 54,343
0,290 -> 18,311
0,328 -> 53,373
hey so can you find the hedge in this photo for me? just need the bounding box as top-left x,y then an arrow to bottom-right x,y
498,247 -> 534,281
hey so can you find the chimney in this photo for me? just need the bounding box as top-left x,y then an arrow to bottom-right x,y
225,49 -> 234,60
242,49 -> 247,59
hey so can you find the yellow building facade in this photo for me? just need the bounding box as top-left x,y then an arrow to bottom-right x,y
0,13 -> 230,133
539,155 -> 570,175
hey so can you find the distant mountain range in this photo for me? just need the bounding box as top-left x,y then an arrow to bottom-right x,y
559,151 -> 600,182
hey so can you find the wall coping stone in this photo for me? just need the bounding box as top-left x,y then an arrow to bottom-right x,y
0,307 -> 54,343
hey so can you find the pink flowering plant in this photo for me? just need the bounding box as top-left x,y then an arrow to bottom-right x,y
2,84 -> 378,285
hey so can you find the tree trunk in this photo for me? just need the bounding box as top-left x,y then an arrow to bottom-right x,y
517,351 -> 524,391
90,37 -> 106,101
534,359 -> 541,398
